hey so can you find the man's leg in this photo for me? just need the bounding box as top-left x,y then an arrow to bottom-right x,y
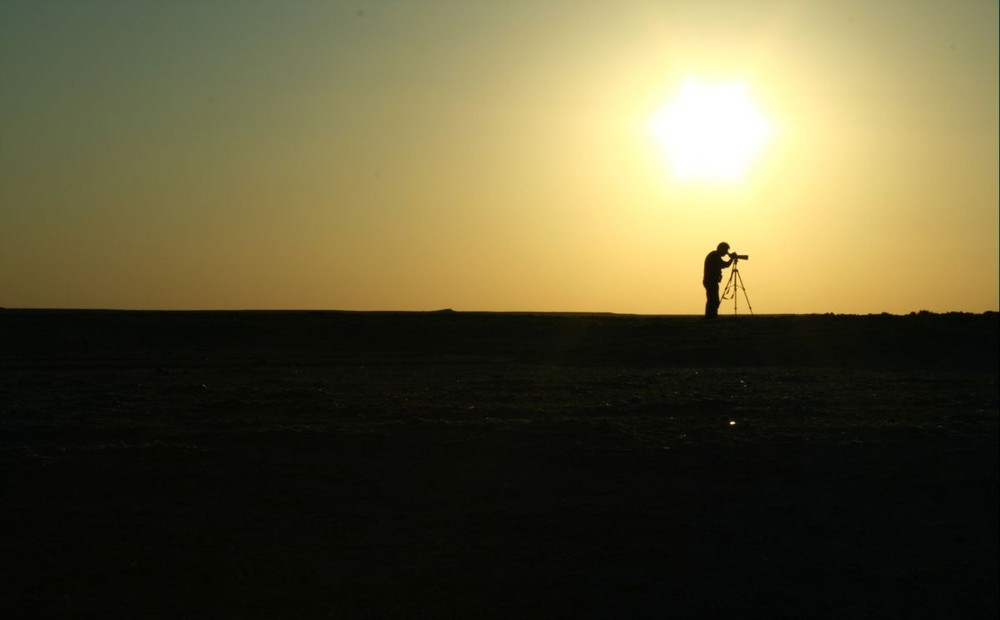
705,283 -> 720,317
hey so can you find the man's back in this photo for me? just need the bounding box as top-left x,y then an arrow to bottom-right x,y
704,250 -> 725,284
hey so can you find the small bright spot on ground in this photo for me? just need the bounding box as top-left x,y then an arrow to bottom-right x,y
729,420 -> 737,426
649,79 -> 773,182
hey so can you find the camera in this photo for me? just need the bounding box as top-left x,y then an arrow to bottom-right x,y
729,252 -> 749,260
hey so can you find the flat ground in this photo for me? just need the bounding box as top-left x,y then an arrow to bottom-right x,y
1,310 -> 997,618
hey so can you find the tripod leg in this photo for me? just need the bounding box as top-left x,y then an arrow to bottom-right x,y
733,271 -> 738,314
735,271 -> 754,315
721,269 -> 736,301
723,268 -> 740,314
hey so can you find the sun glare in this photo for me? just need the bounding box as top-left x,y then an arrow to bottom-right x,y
649,79 -> 773,182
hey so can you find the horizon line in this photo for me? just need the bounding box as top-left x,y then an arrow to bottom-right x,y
2,307 -> 997,318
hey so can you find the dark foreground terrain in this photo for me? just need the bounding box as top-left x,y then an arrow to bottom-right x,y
2,310 -> 997,618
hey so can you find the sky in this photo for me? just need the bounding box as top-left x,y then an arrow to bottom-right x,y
1,0 -> 997,314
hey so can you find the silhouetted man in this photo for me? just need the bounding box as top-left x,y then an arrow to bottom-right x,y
703,242 -> 734,318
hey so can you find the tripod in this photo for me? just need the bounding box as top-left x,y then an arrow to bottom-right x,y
720,258 -> 754,315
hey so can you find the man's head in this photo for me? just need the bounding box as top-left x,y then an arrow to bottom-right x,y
717,242 -> 730,253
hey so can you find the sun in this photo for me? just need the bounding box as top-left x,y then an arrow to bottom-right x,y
649,79 -> 773,182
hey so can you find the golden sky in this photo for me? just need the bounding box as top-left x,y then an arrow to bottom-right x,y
2,1 -> 997,313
